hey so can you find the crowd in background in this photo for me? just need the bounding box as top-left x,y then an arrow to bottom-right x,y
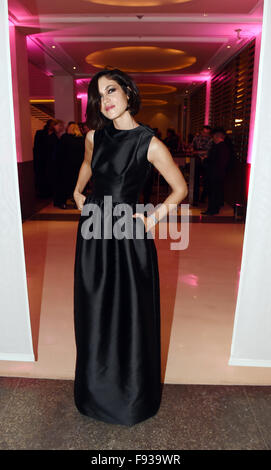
190,125 -> 234,215
33,119 -> 89,209
33,120 -> 234,215
149,124 -> 234,215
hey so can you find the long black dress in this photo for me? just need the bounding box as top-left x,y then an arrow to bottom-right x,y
73,120 -> 161,426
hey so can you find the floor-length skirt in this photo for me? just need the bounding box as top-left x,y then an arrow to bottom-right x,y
73,196 -> 161,426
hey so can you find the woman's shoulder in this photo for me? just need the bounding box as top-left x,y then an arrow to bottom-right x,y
86,127 -> 108,147
138,122 -> 155,136
85,129 -> 95,143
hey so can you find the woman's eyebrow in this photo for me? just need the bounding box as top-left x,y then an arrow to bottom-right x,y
99,85 -> 115,96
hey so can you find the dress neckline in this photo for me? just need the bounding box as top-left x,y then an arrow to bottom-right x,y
110,121 -> 142,133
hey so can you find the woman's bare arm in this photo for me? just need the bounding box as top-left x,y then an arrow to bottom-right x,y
135,136 -> 188,229
73,130 -> 94,210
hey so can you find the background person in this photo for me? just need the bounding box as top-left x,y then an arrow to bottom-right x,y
192,125 -> 213,205
53,122 -> 85,209
201,129 -> 231,215
33,119 -> 64,197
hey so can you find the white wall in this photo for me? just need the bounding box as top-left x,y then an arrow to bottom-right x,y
0,1 -> 34,361
53,74 -> 76,125
229,0 -> 271,367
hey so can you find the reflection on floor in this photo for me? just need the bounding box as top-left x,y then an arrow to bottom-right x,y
1,199 -> 271,386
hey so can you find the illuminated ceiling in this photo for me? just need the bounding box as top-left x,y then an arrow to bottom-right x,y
8,0 -> 263,98
142,99 -> 168,105
85,46 -> 196,72
138,84 -> 177,94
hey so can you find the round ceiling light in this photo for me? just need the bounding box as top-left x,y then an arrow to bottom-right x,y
84,0 -> 191,6
141,99 -> 168,106
85,46 -> 196,72
138,84 -> 177,95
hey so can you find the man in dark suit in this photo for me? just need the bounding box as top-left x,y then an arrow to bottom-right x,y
192,125 -> 212,205
201,129 -> 231,215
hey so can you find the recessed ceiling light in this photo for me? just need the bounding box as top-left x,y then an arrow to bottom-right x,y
227,45 -> 231,49
85,46 -> 196,73
73,66 -> 77,70
51,45 -> 56,49
208,66 -> 211,70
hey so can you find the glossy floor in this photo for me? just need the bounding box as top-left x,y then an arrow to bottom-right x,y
1,201 -> 271,385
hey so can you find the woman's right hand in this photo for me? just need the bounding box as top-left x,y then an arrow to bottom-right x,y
73,191 -> 86,211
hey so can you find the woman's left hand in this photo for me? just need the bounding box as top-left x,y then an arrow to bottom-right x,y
132,213 -> 155,232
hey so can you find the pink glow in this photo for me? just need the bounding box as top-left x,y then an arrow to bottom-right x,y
166,75 -> 211,83
26,36 -> 38,52
247,104 -> 257,164
204,77 -> 211,125
9,24 -> 22,163
76,76 -> 210,86
179,274 -> 198,288
246,164 -> 251,199
247,33 -> 262,164
78,94 -> 88,121
76,76 -> 211,83
76,79 -> 90,83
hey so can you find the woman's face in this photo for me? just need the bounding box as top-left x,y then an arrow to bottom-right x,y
98,76 -> 129,120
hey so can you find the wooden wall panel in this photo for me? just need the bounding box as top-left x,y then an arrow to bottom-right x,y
189,83 -> 206,135
210,40 -> 255,207
210,40 -> 255,164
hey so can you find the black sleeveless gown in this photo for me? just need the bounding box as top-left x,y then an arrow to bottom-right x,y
73,120 -> 161,426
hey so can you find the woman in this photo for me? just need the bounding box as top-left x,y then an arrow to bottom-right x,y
53,123 -> 85,209
73,68 -> 188,426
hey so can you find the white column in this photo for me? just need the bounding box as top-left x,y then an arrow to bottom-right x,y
53,74 -> 76,126
0,1 -> 34,361
229,0 -> 271,367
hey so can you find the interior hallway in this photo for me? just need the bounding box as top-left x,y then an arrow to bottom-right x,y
1,201 -> 271,386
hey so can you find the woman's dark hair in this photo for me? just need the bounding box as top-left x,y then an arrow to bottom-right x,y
86,68 -> 141,130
